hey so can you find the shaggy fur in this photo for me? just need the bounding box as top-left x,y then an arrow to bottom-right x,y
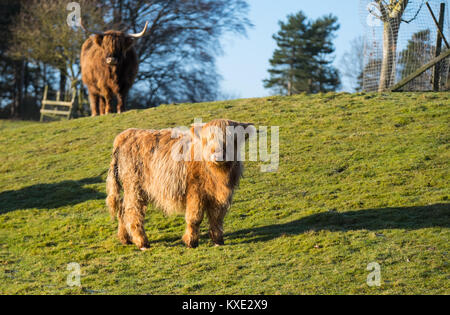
81,31 -> 138,116
106,119 -> 254,250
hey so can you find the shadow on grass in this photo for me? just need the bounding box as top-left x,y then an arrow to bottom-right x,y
226,203 -> 450,244
0,177 -> 106,214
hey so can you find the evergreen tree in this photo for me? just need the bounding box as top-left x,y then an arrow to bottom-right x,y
362,58 -> 382,92
263,11 -> 340,95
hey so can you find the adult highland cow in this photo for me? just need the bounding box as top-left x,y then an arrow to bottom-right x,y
80,21 -> 148,116
106,119 -> 255,250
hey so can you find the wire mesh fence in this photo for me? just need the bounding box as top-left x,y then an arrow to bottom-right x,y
360,0 -> 450,91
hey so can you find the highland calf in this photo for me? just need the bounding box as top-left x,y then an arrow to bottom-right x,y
106,119 -> 255,250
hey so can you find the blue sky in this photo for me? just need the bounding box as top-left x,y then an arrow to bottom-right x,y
216,0 -> 363,98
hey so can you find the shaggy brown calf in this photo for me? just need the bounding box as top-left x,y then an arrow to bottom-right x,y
106,119 -> 254,250
80,21 -> 148,116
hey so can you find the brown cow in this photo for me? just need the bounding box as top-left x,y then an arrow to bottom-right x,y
80,21 -> 148,116
106,119 -> 255,250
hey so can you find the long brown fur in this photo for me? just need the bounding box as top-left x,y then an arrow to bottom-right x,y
81,31 -> 138,116
106,119 -> 254,250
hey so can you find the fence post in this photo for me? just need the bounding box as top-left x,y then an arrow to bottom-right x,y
40,85 -> 48,122
433,3 -> 446,91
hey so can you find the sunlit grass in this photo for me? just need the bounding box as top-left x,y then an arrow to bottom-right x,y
0,92 -> 449,294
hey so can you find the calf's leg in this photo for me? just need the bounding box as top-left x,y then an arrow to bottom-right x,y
207,207 -> 227,246
117,213 -> 132,245
122,188 -> 149,250
182,195 -> 204,248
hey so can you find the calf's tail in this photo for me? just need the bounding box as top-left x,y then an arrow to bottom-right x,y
106,148 -> 122,220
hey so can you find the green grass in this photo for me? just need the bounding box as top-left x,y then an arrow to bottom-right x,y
0,119 -> 36,131
0,92 -> 449,295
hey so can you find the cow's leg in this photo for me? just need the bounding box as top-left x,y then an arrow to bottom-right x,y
122,186 -> 149,250
116,93 -> 126,114
207,206 -> 227,246
88,91 -> 99,116
182,194 -> 204,248
104,94 -> 113,114
99,97 -> 106,115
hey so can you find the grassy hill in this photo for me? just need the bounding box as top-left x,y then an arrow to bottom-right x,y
0,92 -> 449,295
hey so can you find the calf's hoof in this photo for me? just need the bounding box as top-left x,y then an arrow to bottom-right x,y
133,238 -> 150,250
210,236 -> 224,246
182,234 -> 199,248
118,235 -> 133,245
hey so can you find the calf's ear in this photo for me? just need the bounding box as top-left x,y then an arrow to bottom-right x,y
94,34 -> 103,46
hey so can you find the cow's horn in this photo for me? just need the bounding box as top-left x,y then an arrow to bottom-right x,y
127,21 -> 149,38
80,19 -> 105,36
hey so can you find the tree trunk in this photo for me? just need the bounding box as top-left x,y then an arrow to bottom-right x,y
288,46 -> 295,96
12,59 -> 25,118
23,61 -> 29,97
378,18 -> 400,91
377,0 -> 409,92
59,69 -> 66,99
43,63 -> 47,87
287,80 -> 292,96
433,3 -> 445,91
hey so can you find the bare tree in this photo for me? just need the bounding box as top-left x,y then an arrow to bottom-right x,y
340,36 -> 365,91
8,0 -> 250,111
105,0 -> 251,106
370,0 -> 410,91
